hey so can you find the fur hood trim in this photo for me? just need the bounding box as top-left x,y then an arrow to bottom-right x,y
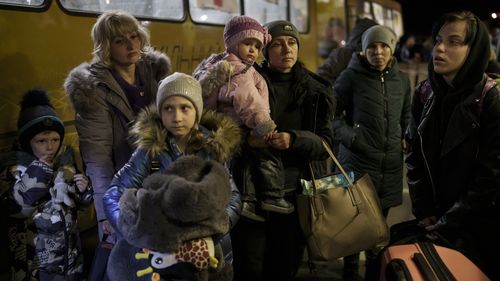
130,104 -> 242,162
64,50 -> 171,114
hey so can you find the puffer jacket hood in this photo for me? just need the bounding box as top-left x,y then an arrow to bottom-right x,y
129,104 -> 242,163
64,50 -> 171,114
347,18 -> 379,48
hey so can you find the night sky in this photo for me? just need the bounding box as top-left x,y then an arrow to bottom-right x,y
396,0 -> 500,36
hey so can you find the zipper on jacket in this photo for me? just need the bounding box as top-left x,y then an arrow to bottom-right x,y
59,210 -> 70,281
313,94 -> 319,133
381,72 -> 389,182
417,123 -> 437,203
417,93 -> 437,202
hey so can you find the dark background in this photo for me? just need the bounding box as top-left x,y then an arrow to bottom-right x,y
396,0 -> 500,37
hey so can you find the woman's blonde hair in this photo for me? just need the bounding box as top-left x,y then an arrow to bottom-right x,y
91,10 -> 151,67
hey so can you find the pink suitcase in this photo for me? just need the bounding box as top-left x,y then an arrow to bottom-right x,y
380,241 -> 490,281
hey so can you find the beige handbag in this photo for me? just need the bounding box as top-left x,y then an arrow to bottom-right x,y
297,141 -> 389,261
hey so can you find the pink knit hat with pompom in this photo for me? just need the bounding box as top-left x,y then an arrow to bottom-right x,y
224,16 -> 271,54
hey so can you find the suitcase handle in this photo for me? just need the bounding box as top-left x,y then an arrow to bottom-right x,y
418,242 -> 457,281
386,258 -> 414,281
412,253 -> 438,281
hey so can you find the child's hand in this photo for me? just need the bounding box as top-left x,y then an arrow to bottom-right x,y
101,219 -> 115,235
74,174 -> 90,193
263,130 -> 276,142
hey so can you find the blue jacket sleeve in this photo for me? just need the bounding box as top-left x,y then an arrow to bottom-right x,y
103,149 -> 151,234
227,173 -> 241,229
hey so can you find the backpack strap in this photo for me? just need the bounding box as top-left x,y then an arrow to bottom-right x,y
479,77 -> 498,112
417,79 -> 433,105
150,156 -> 160,173
418,78 -> 497,113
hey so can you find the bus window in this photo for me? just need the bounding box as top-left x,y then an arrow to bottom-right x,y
384,8 -> 393,31
243,0 -> 286,25
372,2 -> 384,25
190,0 -> 240,24
59,0 -> 184,21
392,9 -> 403,38
290,0 -> 308,32
0,0 -> 44,6
363,1 -> 372,19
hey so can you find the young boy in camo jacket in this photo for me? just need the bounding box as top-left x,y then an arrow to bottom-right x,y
7,89 -> 92,281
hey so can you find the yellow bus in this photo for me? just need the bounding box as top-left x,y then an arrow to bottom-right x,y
0,0 -> 404,151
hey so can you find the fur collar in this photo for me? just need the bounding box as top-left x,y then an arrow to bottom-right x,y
64,50 -> 171,114
130,104 -> 242,162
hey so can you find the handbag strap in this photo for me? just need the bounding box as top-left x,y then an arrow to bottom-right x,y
101,234 -> 109,243
307,140 -> 360,205
320,140 -> 354,187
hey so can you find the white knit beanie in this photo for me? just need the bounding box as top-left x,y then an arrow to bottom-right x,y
156,72 -> 203,122
362,25 -> 397,54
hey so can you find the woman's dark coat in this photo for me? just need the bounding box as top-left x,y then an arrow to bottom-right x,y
258,62 -> 336,191
405,15 -> 500,279
333,54 -> 411,210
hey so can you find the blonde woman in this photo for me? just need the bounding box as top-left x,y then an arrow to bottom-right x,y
64,10 -> 171,240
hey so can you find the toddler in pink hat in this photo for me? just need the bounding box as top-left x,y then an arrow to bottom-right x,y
194,15 -> 295,221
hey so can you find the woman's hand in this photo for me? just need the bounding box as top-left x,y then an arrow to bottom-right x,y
268,132 -> 292,150
402,139 -> 409,154
101,219 -> 115,235
417,216 -> 437,228
418,216 -> 440,240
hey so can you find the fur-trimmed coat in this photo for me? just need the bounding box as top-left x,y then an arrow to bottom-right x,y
103,106 -> 242,260
193,52 -> 276,137
63,51 -> 171,223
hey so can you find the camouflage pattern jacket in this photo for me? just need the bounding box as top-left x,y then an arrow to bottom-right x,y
8,146 -> 92,281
